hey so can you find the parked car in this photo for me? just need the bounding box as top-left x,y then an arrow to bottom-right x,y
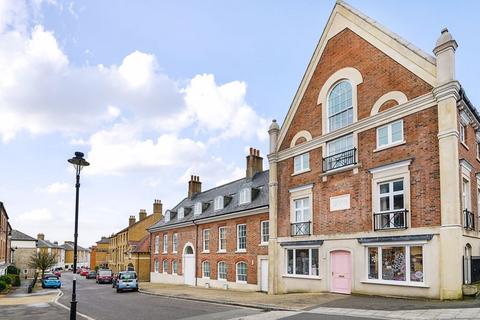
86,271 -> 96,279
42,275 -> 61,289
96,269 -> 113,284
53,270 -> 62,277
115,271 -> 138,293
80,269 -> 89,276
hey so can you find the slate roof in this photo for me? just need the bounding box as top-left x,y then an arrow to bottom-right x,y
37,239 -> 61,249
96,237 -> 110,244
129,235 -> 150,254
60,241 -> 88,251
148,170 -> 269,231
11,230 -> 36,242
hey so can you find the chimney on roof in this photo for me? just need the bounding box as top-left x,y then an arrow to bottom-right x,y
246,148 -> 263,179
433,28 -> 457,85
37,233 -> 45,240
188,175 -> 202,199
139,209 -> 147,221
129,215 -> 136,226
153,199 -> 163,217
54,241 -> 58,245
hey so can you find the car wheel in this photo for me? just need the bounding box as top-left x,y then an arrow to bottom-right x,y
116,288 -> 121,293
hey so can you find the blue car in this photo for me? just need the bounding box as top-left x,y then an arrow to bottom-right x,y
42,274 -> 61,288
116,271 -> 138,293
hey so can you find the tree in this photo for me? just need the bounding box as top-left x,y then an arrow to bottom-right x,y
28,251 -> 57,278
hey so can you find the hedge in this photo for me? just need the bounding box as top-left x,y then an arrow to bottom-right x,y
0,280 -> 6,292
6,265 -> 20,275
7,274 -> 21,287
0,275 -> 11,285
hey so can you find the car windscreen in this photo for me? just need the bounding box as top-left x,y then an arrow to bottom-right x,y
119,272 -> 136,280
45,276 -> 58,280
99,270 -> 112,276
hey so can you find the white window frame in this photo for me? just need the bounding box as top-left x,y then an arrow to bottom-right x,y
462,177 -> 471,211
236,224 -> 247,252
214,196 -> 224,211
154,259 -> 159,273
293,197 -> 311,223
327,80 -> 354,132
285,247 -> 320,278
172,233 -> 178,253
293,153 -> 310,174
376,120 -> 404,150
194,202 -> 202,216
376,178 -> 406,229
218,261 -> 227,281
162,260 -> 168,274
236,261 -> 247,283
460,123 -> 466,144
165,210 -> 170,222
364,244 -> 425,286
218,227 -> 227,252
172,260 -> 178,275
154,236 -> 160,254
326,134 -> 354,157
163,234 -> 168,253
239,188 -> 251,205
202,261 -> 210,278
177,207 -> 184,220
202,229 -> 210,252
260,221 -> 269,245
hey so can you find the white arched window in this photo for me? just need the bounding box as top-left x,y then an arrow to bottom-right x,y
218,261 -> 227,280
236,261 -> 247,283
202,261 -> 210,278
154,259 -> 159,273
328,80 -> 353,132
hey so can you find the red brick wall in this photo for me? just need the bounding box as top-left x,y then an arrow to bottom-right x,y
277,107 -> 441,237
150,212 -> 268,284
279,28 -> 432,151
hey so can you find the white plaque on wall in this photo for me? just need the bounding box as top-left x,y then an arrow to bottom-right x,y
330,194 -> 350,211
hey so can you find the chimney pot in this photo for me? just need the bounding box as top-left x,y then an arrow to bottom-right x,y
37,233 -> 45,240
153,199 -> 163,217
139,209 -> 147,221
129,215 -> 136,226
246,147 -> 263,179
188,175 -> 202,198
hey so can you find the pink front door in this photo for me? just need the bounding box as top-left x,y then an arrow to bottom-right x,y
331,250 -> 352,294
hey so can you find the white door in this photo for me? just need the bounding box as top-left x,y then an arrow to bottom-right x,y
260,259 -> 268,292
184,254 -> 195,286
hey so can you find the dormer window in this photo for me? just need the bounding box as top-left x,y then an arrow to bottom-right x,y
194,202 -> 202,216
239,188 -> 251,205
177,207 -> 184,220
328,80 -> 353,132
165,210 -> 171,222
214,196 -> 224,211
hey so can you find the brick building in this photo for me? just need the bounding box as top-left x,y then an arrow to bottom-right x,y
148,148 -> 270,291
90,236 -> 110,269
0,202 -> 12,275
267,1 -> 478,299
11,230 -> 37,278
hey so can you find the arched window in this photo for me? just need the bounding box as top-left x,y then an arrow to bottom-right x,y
202,261 -> 210,278
172,260 -> 178,274
236,261 -> 247,283
218,261 -> 227,280
162,260 -> 168,274
328,81 -> 353,132
154,258 -> 159,273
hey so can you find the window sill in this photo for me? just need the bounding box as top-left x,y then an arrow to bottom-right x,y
282,274 -> 322,280
162,252 -> 167,254
461,142 -> 469,150
361,280 -> 428,288
172,251 -> 177,254
373,140 -> 406,153
259,243 -> 268,247
235,249 -> 247,253
217,250 -> 227,254
202,250 -> 210,254
202,277 -> 210,280
320,163 -> 360,177
236,280 -> 247,284
291,169 -> 311,176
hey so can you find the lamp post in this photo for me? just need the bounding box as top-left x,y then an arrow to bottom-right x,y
68,152 -> 89,320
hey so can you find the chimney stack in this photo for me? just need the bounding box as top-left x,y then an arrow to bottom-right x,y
188,175 -> 202,198
433,28 -> 457,85
153,199 -> 163,217
129,215 -> 136,226
54,241 -> 58,245
246,148 -> 263,179
37,233 -> 45,240
139,209 -> 147,221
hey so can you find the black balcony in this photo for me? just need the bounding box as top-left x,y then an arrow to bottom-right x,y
464,209 -> 475,231
291,221 -> 311,236
373,209 -> 408,231
323,148 -> 356,172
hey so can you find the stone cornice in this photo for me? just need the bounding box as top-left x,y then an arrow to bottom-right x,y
432,80 -> 461,103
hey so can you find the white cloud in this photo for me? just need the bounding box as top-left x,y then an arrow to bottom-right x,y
43,182 -> 70,194
18,208 -> 53,221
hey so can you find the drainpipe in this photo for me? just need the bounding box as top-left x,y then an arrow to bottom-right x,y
193,220 -> 199,287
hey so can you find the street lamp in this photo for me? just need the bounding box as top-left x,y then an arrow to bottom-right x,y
68,152 -> 89,320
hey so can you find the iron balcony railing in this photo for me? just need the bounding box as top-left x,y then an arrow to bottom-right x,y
373,209 -> 408,231
323,148 -> 356,172
464,209 -> 475,231
291,221 -> 311,236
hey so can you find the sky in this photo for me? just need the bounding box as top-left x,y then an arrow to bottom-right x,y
1,0 -> 479,248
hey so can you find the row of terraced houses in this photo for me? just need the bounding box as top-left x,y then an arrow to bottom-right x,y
95,1 -> 480,300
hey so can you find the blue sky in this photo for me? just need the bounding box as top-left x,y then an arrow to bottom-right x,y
1,0 -> 478,247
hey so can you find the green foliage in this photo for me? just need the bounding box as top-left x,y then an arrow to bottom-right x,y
94,265 -> 99,272
7,274 -> 21,287
28,251 -> 57,278
6,265 -> 20,275
0,280 -> 6,292
0,275 -> 12,285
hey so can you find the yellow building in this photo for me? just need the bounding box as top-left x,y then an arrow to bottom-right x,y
91,237 -> 110,269
108,200 -> 162,281
35,234 -> 65,270
61,241 -> 90,270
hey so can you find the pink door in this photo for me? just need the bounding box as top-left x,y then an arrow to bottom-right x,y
330,251 -> 351,294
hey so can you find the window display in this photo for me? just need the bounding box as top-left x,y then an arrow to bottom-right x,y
286,248 -> 319,276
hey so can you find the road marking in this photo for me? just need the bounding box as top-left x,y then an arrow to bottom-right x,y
54,289 -> 96,320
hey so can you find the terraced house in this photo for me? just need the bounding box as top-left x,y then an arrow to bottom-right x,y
148,148 -> 270,292
36,234 -> 65,270
267,1 -> 478,300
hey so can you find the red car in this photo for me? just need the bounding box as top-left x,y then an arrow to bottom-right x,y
54,270 -> 61,277
80,269 -> 89,276
96,269 -> 113,284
